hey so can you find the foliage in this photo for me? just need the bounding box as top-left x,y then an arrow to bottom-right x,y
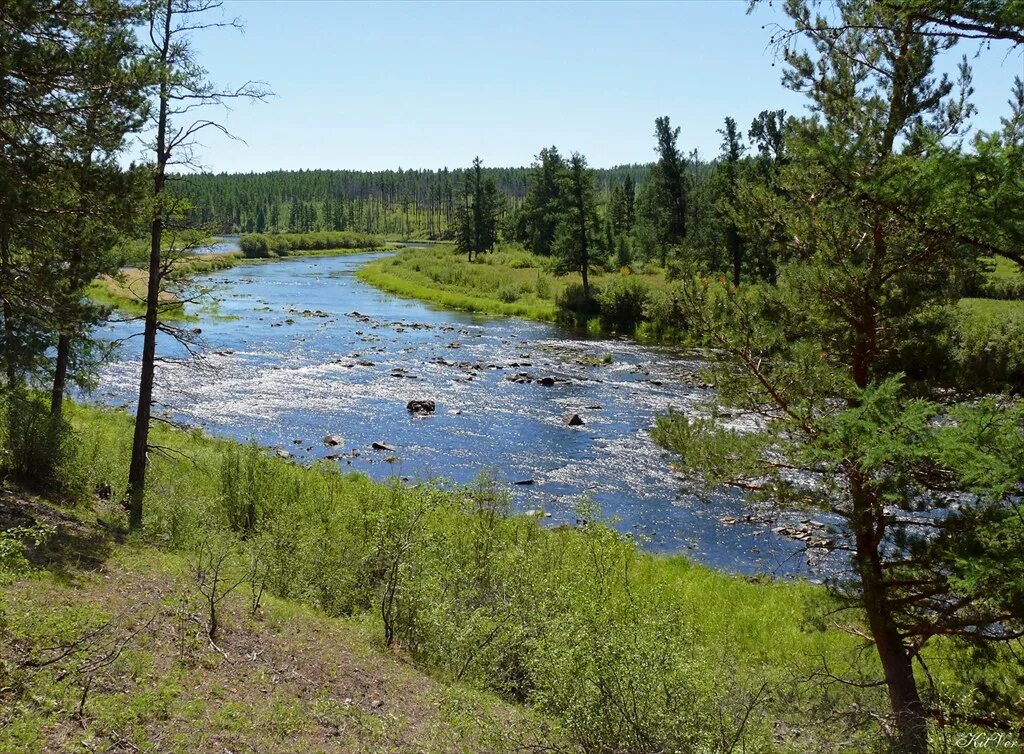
454,157 -> 503,261
595,275 -> 650,333
2,398 -> 929,752
239,231 -> 379,257
552,153 -> 604,298
651,2 -> 1024,750
0,392 -> 85,497
0,524 -> 55,581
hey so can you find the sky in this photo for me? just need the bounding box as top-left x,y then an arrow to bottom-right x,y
152,0 -> 1024,174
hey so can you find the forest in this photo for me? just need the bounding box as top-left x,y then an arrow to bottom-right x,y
174,163 -> 650,238
2,1 -> 1024,753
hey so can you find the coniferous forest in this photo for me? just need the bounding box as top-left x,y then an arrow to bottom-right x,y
2,2 -> 1024,753
173,164 -> 651,238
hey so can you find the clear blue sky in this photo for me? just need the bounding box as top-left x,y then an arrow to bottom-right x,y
160,0 -> 1023,173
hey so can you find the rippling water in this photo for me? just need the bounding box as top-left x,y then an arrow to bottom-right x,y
94,252 -> 837,578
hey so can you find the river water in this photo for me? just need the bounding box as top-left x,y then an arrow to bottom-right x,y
95,252 -> 836,578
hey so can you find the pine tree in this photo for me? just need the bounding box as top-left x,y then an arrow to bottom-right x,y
654,3 -> 1024,750
455,157 -> 502,261
651,116 -> 688,246
520,147 -> 566,256
126,0 -> 269,530
553,153 -> 602,299
717,116 -> 744,286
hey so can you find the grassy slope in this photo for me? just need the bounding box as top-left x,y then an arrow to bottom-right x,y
3,402 -> 1010,749
0,492 -> 560,753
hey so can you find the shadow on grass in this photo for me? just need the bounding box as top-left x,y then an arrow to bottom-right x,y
0,486 -> 117,578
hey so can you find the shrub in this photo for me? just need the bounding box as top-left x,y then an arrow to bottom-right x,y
239,231 -> 379,258
238,234 -> 271,258
556,282 -> 600,324
0,524 -> 55,582
643,284 -> 687,341
497,282 -> 521,303
535,272 -> 553,300
596,275 -> 650,333
953,300 -> 1024,389
0,394 -> 85,498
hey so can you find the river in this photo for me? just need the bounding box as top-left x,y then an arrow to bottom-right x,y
95,251 -> 838,578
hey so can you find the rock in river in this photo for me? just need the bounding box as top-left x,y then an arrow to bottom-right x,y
323,434 -> 343,447
406,399 -> 436,414
371,442 -> 395,451
563,413 -> 585,427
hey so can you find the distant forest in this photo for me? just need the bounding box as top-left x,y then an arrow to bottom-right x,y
172,164 -> 654,237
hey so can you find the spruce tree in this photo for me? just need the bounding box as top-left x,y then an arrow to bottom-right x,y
717,116 -> 744,286
651,116 -> 688,247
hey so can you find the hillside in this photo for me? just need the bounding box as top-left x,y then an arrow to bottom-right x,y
0,489 -> 560,753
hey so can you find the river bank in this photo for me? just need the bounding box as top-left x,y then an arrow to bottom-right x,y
89,239 -> 391,318
92,251 -> 842,575
356,244 -> 685,341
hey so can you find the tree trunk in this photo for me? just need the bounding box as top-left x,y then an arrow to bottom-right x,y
1,227 -> 17,387
849,467 -> 928,754
126,211 -> 162,530
729,225 -> 741,287
50,333 -> 70,418
125,0 -> 171,530
574,166 -> 590,300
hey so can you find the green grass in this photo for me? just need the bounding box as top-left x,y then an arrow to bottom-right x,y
358,244 -> 561,320
356,244 -> 674,333
958,296 -> 1024,318
0,543 -> 555,753
3,398 -> 1008,750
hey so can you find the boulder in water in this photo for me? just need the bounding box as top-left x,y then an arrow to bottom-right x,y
563,413 -> 585,427
406,400 -> 436,414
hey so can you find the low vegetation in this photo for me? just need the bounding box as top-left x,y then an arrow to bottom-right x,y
358,244 -> 682,338
2,397 -> 1017,752
239,231 -> 381,258
0,519 -> 558,753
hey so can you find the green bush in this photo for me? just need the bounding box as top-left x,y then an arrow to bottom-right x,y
534,272 -> 553,300
239,231 -> 379,258
556,282 -> 600,326
0,394 -> 85,498
0,524 -> 55,582
642,285 -> 688,342
596,275 -> 650,334
954,300 -> 1024,388
238,234 -> 271,257
496,282 -> 521,303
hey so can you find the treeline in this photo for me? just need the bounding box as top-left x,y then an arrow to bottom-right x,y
238,231 -> 380,258
172,164 -> 651,238
447,109 -> 791,312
